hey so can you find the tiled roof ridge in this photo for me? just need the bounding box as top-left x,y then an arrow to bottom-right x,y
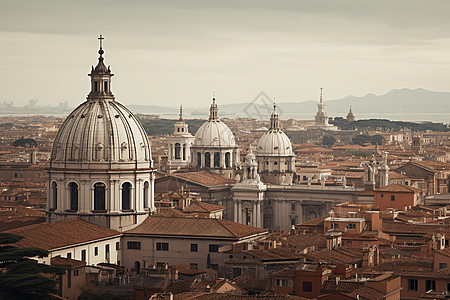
3,217 -> 103,233
216,219 -> 241,239
375,183 -> 421,193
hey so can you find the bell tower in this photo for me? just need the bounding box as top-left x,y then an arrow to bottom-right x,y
166,105 -> 195,171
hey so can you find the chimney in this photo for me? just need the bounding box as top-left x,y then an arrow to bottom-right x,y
335,276 -> 340,286
163,293 -> 173,300
29,151 -> 37,164
290,225 -> 296,235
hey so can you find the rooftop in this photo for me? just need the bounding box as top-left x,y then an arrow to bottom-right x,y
375,184 -> 422,193
3,218 -> 120,250
125,216 -> 267,240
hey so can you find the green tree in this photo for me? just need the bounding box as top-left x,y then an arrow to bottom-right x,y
0,233 -> 64,300
12,137 -> 38,148
322,136 -> 336,147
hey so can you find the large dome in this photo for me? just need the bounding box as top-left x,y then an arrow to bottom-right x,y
256,105 -> 294,157
193,98 -> 235,148
51,100 -> 151,166
50,46 -> 151,169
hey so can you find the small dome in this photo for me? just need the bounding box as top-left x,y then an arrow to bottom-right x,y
257,129 -> 294,156
193,98 -> 235,148
256,104 -> 294,156
193,120 -> 235,147
50,99 -> 151,165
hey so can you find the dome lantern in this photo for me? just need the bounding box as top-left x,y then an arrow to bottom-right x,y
87,35 -> 114,101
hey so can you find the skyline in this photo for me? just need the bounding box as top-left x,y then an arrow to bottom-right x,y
1,1 -> 450,108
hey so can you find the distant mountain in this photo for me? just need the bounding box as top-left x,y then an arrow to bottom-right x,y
126,88 -> 450,120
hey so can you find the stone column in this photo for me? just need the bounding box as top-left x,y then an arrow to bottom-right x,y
56,179 -> 64,212
256,200 -> 262,228
234,200 -> 238,223
252,201 -> 258,227
136,178 -> 143,212
150,173 -> 155,213
109,179 -> 118,213
221,152 -> 226,168
238,200 -> 242,224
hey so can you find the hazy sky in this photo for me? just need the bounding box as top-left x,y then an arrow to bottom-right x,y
1,0 -> 450,108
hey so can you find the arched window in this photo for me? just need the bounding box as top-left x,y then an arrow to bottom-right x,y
143,181 -> 149,209
214,152 -> 220,168
197,152 -> 202,168
94,183 -> 106,211
69,182 -> 78,211
205,152 -> 211,168
122,182 -> 131,210
225,152 -> 230,168
182,145 -> 186,160
134,261 -> 141,274
175,143 -> 181,159
51,182 -> 57,209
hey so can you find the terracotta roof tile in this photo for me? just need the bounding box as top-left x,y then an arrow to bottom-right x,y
284,234 -> 327,250
51,256 -> 86,269
271,269 -> 295,278
173,171 -> 236,186
382,220 -> 450,236
345,285 -> 386,300
388,171 -> 409,180
3,218 -> 120,250
174,293 -> 307,300
183,201 -> 224,213
321,280 -> 364,293
436,247 -> 450,258
306,248 -> 363,265
297,216 -> 326,227
125,216 -> 267,239
375,184 -> 422,193
244,248 -> 302,262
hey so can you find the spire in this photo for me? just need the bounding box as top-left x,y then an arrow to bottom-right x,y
209,95 -> 219,121
270,103 -> 280,130
179,105 -> 183,120
88,35 -> 114,100
317,87 -> 325,112
346,105 -> 355,122
320,87 -> 323,105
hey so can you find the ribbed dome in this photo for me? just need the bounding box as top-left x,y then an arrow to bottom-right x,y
193,120 -> 235,147
257,129 -> 293,156
256,104 -> 294,156
50,99 -> 151,165
193,98 -> 235,148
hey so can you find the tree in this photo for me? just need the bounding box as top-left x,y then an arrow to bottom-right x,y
0,233 -> 64,300
12,137 -> 38,148
351,134 -> 383,146
322,136 -> 336,147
